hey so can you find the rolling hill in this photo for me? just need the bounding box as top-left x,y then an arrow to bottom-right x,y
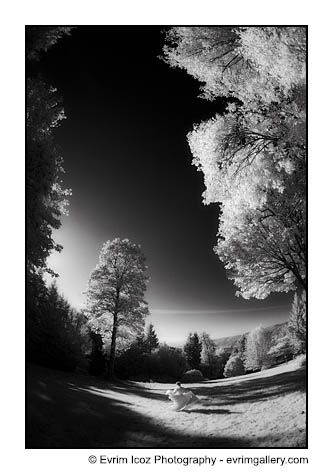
214,322 -> 288,351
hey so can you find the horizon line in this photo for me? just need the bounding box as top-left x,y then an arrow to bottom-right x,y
150,305 -> 290,315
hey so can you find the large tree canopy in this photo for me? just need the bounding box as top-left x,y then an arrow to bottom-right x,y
188,104 -> 306,298
162,26 -> 306,299
162,26 -> 306,104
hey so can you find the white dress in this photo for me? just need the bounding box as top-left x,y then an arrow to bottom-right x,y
166,387 -> 199,411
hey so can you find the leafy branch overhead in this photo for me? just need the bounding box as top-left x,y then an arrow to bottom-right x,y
162,26 -> 306,299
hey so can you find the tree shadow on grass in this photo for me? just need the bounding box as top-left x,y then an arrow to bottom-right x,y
108,382 -> 167,401
26,364 -> 306,448
194,368 -> 306,406
93,367 -> 306,408
26,365 -> 252,448
110,368 -> 306,405
186,408 -> 243,415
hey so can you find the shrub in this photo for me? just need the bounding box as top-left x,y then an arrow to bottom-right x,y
89,351 -> 106,376
181,369 -> 204,383
223,355 -> 245,378
294,353 -> 307,369
115,344 -> 145,379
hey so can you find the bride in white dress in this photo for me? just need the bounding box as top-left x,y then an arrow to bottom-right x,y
166,381 -> 199,411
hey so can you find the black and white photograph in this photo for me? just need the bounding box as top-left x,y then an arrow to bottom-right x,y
26,25 -> 307,449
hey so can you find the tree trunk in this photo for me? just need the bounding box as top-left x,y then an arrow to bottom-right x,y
107,313 -> 118,379
106,287 -> 120,380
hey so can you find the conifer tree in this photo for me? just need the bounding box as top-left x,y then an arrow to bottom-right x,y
145,323 -> 159,354
184,332 -> 202,369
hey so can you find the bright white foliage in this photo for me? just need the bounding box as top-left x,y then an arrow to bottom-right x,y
163,26 -> 306,104
199,332 -> 216,366
238,27 -> 306,97
223,354 -> 245,377
244,325 -> 271,371
163,26 -> 306,299
188,107 -> 306,299
189,112 -> 290,206
163,27 -> 239,101
288,291 -> 306,354
85,238 -> 149,355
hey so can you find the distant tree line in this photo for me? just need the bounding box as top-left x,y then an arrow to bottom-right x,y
87,290 -> 305,382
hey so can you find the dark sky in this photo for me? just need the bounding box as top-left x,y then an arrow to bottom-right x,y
36,26 -> 292,344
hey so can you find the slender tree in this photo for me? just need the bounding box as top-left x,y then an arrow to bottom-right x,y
288,290 -> 306,355
232,334 -> 247,359
199,332 -> 217,377
144,323 -> 159,354
85,238 -> 149,379
184,332 -> 202,370
244,325 -> 271,371
215,347 -> 232,378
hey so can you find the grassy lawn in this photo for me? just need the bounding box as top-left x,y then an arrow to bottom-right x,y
26,360 -> 306,448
